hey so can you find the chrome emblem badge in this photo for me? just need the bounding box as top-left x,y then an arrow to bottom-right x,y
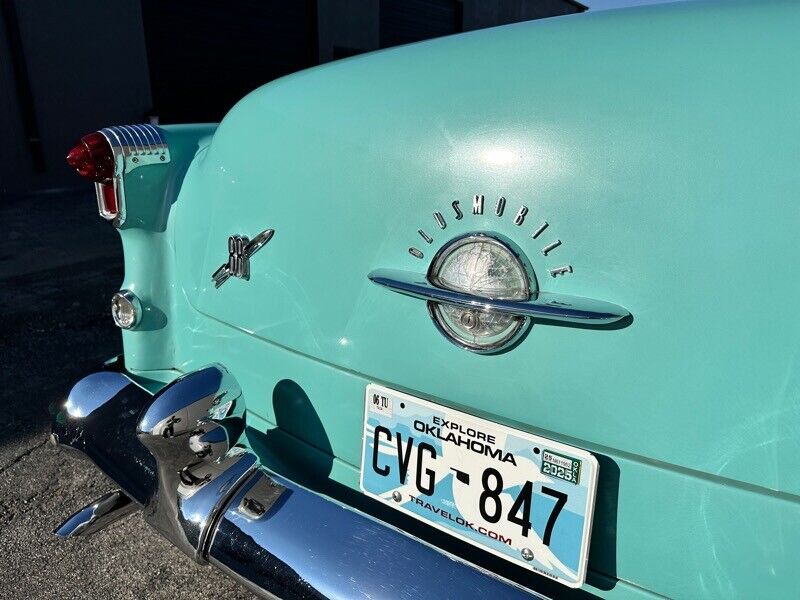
212,229 -> 274,288
366,191 -> 632,354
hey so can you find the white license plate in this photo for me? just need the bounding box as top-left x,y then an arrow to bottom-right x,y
360,384 -> 598,588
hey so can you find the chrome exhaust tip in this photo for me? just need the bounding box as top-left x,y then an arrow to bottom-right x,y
55,489 -> 137,538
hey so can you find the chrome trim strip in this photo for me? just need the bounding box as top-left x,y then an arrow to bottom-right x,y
100,123 -> 170,171
368,268 -> 630,325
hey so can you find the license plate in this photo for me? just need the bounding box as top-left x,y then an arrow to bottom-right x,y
360,384 -> 598,588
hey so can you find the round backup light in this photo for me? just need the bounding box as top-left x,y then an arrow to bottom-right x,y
111,290 -> 141,329
427,234 -> 532,353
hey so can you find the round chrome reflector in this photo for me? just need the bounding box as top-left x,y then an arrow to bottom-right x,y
427,234 -> 533,353
111,290 -> 141,329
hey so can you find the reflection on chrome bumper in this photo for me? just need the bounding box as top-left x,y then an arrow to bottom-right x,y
52,365 -> 543,599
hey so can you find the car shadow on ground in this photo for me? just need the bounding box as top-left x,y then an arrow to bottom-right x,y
0,192 -> 254,599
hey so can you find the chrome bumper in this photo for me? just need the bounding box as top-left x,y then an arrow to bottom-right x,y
52,365 -> 542,599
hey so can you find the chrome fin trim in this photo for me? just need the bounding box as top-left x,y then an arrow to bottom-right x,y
99,123 -> 170,171
368,268 -> 630,325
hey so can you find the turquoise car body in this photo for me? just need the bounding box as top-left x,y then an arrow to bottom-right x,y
63,1 -> 800,597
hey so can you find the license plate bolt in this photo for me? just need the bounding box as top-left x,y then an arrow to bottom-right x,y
392,491 -> 402,503
521,548 -> 534,562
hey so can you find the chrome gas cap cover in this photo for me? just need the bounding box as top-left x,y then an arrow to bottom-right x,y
427,233 -> 535,353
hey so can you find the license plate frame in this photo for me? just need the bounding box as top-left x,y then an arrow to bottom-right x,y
359,383 -> 599,588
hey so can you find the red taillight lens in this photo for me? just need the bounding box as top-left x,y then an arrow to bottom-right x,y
100,182 -> 118,215
66,131 -> 118,219
65,132 -> 115,184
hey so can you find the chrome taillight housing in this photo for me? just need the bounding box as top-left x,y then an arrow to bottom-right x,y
65,124 -> 170,225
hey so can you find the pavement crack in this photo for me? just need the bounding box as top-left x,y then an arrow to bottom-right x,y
0,437 -> 48,475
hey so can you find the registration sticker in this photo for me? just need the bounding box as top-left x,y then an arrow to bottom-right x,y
360,384 -> 599,588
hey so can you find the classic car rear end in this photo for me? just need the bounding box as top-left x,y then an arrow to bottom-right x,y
53,1 -> 800,598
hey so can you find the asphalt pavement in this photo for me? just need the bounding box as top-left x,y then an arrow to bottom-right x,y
0,192 -> 253,599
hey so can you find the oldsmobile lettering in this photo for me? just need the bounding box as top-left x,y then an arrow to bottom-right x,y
407,192 -> 573,279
